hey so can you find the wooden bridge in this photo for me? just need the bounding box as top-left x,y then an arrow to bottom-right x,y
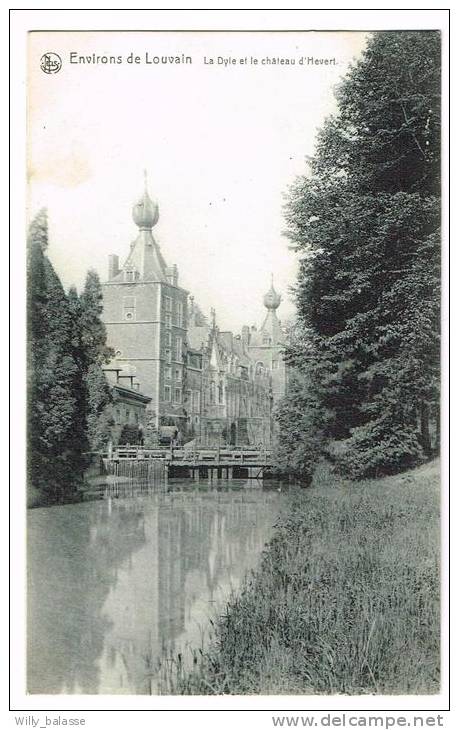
103,445 -> 274,480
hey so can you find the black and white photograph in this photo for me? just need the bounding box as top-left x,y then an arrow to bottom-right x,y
9,8 -> 450,724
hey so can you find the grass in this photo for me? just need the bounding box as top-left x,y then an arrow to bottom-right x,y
159,459 -> 441,695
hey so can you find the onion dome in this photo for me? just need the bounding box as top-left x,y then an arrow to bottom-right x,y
132,170 -> 159,229
263,276 -> 281,311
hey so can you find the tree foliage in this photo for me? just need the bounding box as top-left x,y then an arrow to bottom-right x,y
280,31 -> 441,479
74,271 -> 114,451
27,214 -> 113,504
27,210 -> 82,502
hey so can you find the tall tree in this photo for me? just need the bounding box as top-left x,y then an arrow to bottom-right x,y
274,325 -> 326,483
76,270 -> 113,451
79,270 -> 113,367
282,31 -> 441,479
27,210 -> 83,502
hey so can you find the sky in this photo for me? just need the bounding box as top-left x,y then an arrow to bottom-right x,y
28,31 -> 368,332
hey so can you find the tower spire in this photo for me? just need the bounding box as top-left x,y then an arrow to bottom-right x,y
125,172 -> 166,280
261,276 -> 283,343
132,170 -> 159,230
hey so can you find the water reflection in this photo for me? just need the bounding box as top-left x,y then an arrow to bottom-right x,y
27,480 -> 285,694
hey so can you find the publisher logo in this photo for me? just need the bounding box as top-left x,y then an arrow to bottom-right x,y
40,52 -> 62,74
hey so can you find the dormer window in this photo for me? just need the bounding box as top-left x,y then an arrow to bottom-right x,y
124,267 -> 136,283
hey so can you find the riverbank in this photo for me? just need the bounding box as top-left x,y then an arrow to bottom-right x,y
162,459 -> 441,695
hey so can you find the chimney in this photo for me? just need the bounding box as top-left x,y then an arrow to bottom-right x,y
166,264 -> 179,287
108,254 -> 119,280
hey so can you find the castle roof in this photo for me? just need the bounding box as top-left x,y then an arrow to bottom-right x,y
263,277 -> 282,311
113,171 -> 168,282
252,277 -> 285,346
187,298 -> 210,350
132,172 -> 159,230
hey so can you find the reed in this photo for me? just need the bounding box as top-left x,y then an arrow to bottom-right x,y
160,459 -> 441,695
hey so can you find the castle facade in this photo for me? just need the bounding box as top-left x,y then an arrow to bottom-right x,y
101,178 -> 287,447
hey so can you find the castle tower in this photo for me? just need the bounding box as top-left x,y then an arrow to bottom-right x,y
102,173 -> 188,431
246,276 -> 287,404
261,275 -> 283,345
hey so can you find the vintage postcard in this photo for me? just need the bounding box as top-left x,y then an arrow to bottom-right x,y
10,9 -> 450,724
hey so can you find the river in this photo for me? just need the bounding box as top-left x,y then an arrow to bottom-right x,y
27,478 -> 287,694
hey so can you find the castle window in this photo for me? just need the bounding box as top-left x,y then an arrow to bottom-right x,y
165,296 -> 172,312
175,366 -> 182,382
272,360 -> 279,370
176,301 -> 183,327
165,331 -> 172,347
164,385 -> 171,402
193,390 -> 201,413
187,352 -> 202,370
124,268 -> 136,283
165,366 -> 172,380
174,388 -> 182,404
239,366 -> 249,380
165,348 -> 171,363
175,336 -> 183,361
123,296 -> 136,321
165,313 -> 172,328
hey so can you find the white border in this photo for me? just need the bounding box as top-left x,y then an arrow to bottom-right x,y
8,7 -> 452,725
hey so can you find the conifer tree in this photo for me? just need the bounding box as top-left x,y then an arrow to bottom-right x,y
77,270 -> 113,451
27,210 -> 83,502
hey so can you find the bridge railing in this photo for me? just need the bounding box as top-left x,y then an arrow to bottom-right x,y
103,444 -> 272,464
